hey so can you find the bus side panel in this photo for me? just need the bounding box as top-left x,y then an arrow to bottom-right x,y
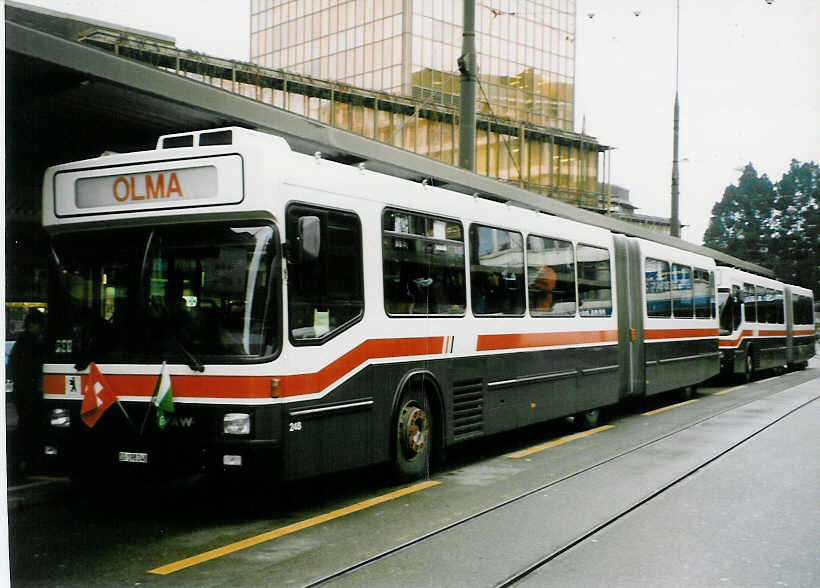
282,368 -> 381,481
644,338 -> 719,395
791,335 -> 816,364
755,336 -> 789,371
481,344 -> 619,436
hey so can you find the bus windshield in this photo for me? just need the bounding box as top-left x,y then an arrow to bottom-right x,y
48,222 -> 279,366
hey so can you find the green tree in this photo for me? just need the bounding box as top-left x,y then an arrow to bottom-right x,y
703,163 -> 775,267
769,160 -> 819,296
704,161 -> 819,297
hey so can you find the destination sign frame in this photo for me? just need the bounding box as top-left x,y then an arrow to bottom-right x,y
53,154 -> 244,217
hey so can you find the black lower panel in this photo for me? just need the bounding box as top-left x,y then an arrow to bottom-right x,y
645,339 -> 719,395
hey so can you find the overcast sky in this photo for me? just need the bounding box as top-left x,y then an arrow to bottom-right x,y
21,0 -> 820,244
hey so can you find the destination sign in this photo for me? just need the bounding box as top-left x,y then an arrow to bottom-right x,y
53,154 -> 244,217
75,166 -> 217,208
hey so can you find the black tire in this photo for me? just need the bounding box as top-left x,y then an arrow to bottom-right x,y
680,385 -> 695,401
392,385 -> 433,481
788,360 -> 808,372
740,347 -> 753,384
577,408 -> 601,430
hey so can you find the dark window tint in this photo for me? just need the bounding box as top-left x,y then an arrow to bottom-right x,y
382,209 -> 465,316
526,235 -> 576,317
645,258 -> 671,318
577,245 -> 612,317
757,286 -> 769,323
743,283 -> 757,323
287,204 -> 363,343
470,225 -> 525,316
793,294 -> 814,325
774,290 -> 784,324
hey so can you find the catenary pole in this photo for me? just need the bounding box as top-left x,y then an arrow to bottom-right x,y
670,0 -> 681,237
458,0 -> 476,172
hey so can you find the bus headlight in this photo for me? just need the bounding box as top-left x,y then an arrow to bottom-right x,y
223,413 -> 250,435
50,408 -> 71,428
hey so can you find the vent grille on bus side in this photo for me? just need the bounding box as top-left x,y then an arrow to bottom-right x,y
452,379 -> 484,439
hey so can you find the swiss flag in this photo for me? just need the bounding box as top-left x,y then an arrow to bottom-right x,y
81,362 -> 118,427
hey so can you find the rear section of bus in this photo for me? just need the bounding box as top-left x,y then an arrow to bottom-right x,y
785,284 -> 815,370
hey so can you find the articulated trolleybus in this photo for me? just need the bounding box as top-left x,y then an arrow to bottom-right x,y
716,266 -> 815,381
41,128 -> 814,483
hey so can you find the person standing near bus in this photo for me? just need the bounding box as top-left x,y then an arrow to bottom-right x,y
8,308 -> 47,473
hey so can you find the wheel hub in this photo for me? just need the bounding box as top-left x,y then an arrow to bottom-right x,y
399,405 -> 429,459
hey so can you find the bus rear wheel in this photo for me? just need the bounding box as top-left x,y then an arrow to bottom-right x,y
392,388 -> 432,481
742,350 -> 753,383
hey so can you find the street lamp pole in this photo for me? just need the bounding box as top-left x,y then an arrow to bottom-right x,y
670,0 -> 681,237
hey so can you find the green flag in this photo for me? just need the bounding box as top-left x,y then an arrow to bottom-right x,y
153,361 -> 174,430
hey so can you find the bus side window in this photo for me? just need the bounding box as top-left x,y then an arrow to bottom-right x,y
757,285 -> 767,323
526,235 -> 576,317
382,209 -> 465,316
577,245 -> 612,317
671,263 -> 693,318
469,225 -> 525,316
645,258 -> 671,318
286,204 -> 364,343
743,283 -> 757,323
694,268 -> 715,319
774,290 -> 784,324
793,294 -> 813,325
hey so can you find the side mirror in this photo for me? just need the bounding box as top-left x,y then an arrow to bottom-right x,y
298,216 -> 321,261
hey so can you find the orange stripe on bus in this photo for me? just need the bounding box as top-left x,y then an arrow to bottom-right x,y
276,336 -> 444,397
758,329 -> 787,337
44,373 -> 273,399
718,329 -> 754,348
644,328 -> 719,340
720,328 -> 813,348
476,330 -> 617,351
43,336 -> 445,400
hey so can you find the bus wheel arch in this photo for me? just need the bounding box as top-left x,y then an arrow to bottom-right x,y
390,370 -> 443,480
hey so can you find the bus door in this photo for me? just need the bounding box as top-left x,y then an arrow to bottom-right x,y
613,235 -> 645,398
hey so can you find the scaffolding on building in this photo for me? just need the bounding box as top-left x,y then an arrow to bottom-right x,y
77,27 -> 614,214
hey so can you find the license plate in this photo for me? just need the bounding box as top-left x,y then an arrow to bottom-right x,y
118,451 -> 148,464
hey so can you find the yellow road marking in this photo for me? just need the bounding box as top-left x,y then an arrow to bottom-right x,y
714,385 -> 746,396
149,480 -> 440,575
641,398 -> 699,416
28,475 -> 71,483
506,425 -> 615,459
756,375 -> 779,384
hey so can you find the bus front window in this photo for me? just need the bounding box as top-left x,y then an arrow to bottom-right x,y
49,223 -> 279,366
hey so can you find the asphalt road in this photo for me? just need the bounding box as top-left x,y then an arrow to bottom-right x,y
6,358 -> 819,587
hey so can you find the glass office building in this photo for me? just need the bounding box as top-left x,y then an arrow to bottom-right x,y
247,0 -> 609,211
251,0 -> 576,132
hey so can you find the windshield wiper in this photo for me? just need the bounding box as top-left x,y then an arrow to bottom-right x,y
173,337 -> 205,372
